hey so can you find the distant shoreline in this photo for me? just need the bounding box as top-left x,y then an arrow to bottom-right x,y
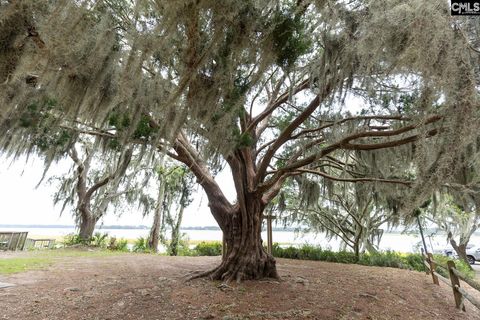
0,224 -> 299,232
2,224 -> 475,235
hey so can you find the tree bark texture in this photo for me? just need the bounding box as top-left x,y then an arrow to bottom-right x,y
148,181 -> 166,252
211,203 -> 278,282
169,206 -> 184,256
78,210 -> 98,241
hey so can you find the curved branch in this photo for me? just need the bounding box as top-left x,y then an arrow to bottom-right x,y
290,115 -> 412,140
259,116 -> 442,193
246,78 -> 310,136
256,94 -> 323,183
85,175 -> 112,200
297,169 -> 412,186
173,133 -> 234,226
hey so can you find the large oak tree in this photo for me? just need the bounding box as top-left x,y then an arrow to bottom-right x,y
1,1 -> 479,282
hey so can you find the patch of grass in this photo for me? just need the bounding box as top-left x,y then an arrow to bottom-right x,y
0,257 -> 52,274
0,249 -> 125,274
40,248 -> 125,258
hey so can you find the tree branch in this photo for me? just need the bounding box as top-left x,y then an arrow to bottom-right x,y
173,133 -> 234,225
298,169 -> 413,186
246,78 -> 310,136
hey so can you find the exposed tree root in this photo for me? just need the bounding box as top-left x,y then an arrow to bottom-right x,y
185,255 -> 280,284
184,269 -> 215,282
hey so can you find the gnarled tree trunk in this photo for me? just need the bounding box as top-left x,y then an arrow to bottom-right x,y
208,199 -> 278,282
78,210 -> 98,241
175,141 -> 280,282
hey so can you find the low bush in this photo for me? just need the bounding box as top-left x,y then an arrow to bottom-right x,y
168,233 -> 194,256
63,232 -> 110,248
432,254 -> 474,280
273,244 -> 431,272
107,237 -> 129,252
194,241 -> 222,256
63,233 -> 87,246
358,251 -> 414,270
132,237 -> 152,253
91,232 -> 109,248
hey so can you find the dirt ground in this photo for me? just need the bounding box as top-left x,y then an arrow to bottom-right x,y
1,251 -> 480,320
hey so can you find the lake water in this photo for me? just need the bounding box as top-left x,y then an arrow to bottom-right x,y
3,226 -> 480,253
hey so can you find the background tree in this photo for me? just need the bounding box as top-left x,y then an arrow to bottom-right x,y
53,137 -> 133,241
276,148 -> 407,259
146,163 -> 195,253
427,196 -> 478,268
161,166 -> 195,256
423,136 -> 480,266
302,183 -> 391,259
147,169 -> 166,252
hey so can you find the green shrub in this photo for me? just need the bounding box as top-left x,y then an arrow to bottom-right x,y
63,232 -> 110,248
273,244 -> 301,259
107,237 -> 129,252
432,254 -> 474,280
63,233 -> 87,246
358,251 -> 409,269
273,244 -> 430,272
174,234 -> 195,256
194,241 -> 222,256
132,237 -> 152,253
333,251 -> 358,264
91,232 -> 109,248
273,244 -> 358,264
405,253 -> 425,272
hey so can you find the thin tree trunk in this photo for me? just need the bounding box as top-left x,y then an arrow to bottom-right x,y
169,206 -> 184,256
148,209 -> 162,252
450,239 -> 473,270
148,181 -> 166,251
353,239 -> 360,260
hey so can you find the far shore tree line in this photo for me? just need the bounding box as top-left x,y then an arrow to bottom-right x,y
2,1 -> 480,280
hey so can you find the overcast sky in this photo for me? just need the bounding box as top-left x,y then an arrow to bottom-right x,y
0,155 -> 235,227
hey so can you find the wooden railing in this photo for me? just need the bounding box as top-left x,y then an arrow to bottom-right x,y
423,251 -> 480,311
0,232 -> 28,251
25,238 -> 56,250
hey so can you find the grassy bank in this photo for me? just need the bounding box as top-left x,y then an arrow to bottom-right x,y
0,249 -> 123,274
0,257 -> 52,274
